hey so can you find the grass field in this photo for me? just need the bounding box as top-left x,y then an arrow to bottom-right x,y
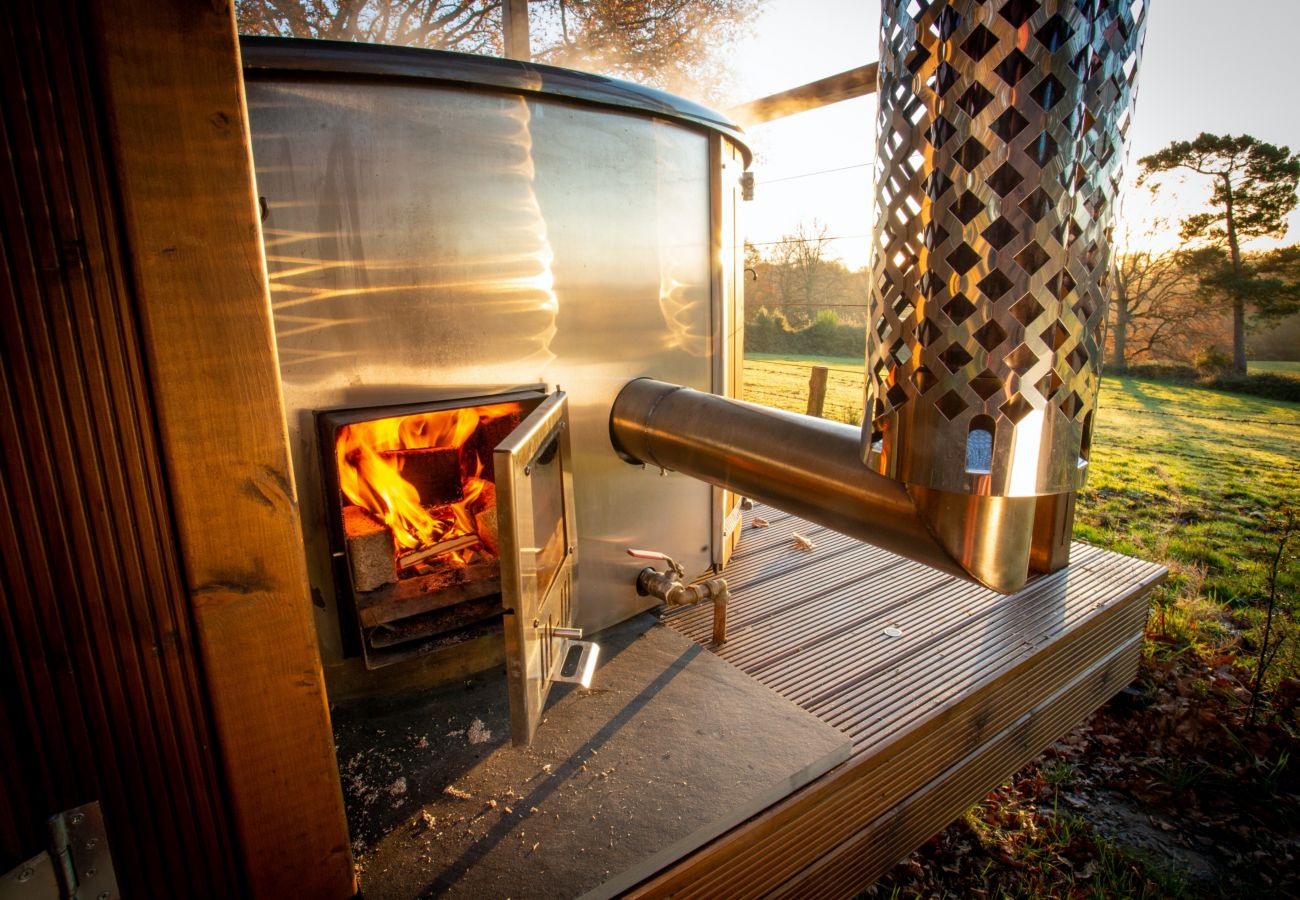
743,353 -> 1300,672
1251,360 -> 1300,379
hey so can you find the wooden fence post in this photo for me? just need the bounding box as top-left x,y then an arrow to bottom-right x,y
806,366 -> 829,418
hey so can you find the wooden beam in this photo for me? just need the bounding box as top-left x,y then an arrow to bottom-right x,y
85,2 -> 354,897
503,0 -> 531,61
727,63 -> 879,127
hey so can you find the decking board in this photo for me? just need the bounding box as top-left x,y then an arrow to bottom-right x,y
633,504 -> 1164,898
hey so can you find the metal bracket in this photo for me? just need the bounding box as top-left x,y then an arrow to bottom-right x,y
549,638 -> 600,687
1,802 -> 119,900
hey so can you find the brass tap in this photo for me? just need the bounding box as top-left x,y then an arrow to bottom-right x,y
627,549 -> 728,644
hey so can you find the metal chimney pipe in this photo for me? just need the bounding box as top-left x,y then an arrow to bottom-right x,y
610,1 -> 1146,593
866,0 -> 1146,496
610,379 -> 1038,592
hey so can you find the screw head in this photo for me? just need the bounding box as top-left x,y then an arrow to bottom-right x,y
17,867 -> 34,883
97,893 -> 111,900
69,813 -> 85,826
85,867 -> 97,878
85,838 -> 99,850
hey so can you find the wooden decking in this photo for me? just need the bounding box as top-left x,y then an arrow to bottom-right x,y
634,504 -> 1165,898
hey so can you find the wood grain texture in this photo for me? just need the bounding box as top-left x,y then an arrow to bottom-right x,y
83,1 -> 354,896
631,505 -> 1163,897
0,1 -> 239,893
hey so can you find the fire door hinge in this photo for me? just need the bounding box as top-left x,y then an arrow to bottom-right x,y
1,802 -> 119,900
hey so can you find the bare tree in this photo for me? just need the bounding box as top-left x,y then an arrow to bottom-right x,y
1108,247 -> 1203,367
237,1 -> 503,54
773,220 -> 831,326
236,0 -> 759,102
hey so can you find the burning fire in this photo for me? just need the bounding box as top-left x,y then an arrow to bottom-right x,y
335,402 -> 524,566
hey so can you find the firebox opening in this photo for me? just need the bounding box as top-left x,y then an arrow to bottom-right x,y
317,389 -> 547,669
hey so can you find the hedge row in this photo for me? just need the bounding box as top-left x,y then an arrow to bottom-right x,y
746,308 -> 865,358
1103,363 -> 1300,403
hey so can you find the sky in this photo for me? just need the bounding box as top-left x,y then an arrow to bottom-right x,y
719,0 -> 1300,270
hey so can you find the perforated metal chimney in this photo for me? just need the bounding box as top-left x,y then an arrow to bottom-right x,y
865,0 -> 1145,496
610,0 -> 1147,593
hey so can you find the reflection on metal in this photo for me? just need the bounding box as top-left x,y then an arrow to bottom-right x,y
241,37 -> 751,157
259,90 -> 558,372
866,0 -> 1147,497
496,392 -> 580,745
245,42 -> 746,686
727,63 -> 879,126
610,379 -> 1038,593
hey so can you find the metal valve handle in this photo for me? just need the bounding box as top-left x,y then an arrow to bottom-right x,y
626,548 -> 683,578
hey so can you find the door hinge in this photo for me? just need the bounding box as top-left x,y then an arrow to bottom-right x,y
1,802 -> 119,900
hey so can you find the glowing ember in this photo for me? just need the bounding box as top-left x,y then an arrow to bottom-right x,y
335,402 -> 523,566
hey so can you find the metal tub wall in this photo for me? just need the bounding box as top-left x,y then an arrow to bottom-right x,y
245,67 -> 738,691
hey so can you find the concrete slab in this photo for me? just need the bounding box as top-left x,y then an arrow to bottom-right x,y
333,613 -> 852,899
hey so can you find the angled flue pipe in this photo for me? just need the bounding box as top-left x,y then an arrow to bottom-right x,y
611,0 -> 1146,593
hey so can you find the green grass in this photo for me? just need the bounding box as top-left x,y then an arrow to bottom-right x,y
1251,360 -> 1300,379
743,353 -> 1300,672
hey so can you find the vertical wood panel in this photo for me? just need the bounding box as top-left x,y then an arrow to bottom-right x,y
85,2 -> 356,897
0,2 -> 239,894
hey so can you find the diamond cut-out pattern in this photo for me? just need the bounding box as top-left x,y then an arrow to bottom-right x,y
1036,13 -> 1073,50
1027,132 -> 1059,166
961,23 -> 999,61
947,242 -> 981,274
939,342 -> 974,373
987,162 -> 1025,197
954,191 -> 985,224
955,136 -> 990,171
974,320 -> 1008,351
924,169 -> 954,199
936,389 -> 969,421
994,48 -> 1035,86
1000,394 -> 1036,424
1010,293 -> 1045,327
1005,343 -> 1039,372
869,0 -> 1145,495
1030,74 -> 1066,109
926,115 -> 957,149
906,44 -> 932,75
991,107 -> 1030,142
971,369 -> 1003,400
999,0 -> 1040,29
956,81 -> 995,118
977,269 -> 1014,300
943,293 -> 977,325
1014,241 -> 1051,274
982,217 -> 1018,250
1020,187 -> 1052,222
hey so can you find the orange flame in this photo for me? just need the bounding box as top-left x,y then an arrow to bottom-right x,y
335,402 -> 522,563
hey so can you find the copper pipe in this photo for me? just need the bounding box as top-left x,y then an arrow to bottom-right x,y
611,379 -> 1038,593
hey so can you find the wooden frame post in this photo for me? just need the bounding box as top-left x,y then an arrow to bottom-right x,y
86,2 -> 354,896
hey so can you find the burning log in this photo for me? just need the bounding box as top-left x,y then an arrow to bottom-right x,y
464,412 -> 521,482
396,534 -> 479,572
343,505 -> 397,592
472,481 -> 498,556
379,447 -> 461,505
